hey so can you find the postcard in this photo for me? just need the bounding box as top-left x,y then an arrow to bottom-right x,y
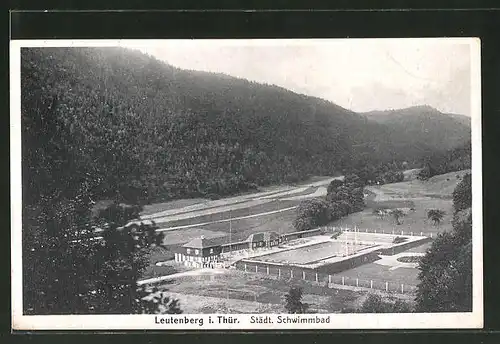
11,38 -> 482,330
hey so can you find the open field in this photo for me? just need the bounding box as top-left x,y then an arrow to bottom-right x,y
368,170 -> 470,202
331,170 -> 470,236
152,268 -> 364,313
332,262 -> 420,287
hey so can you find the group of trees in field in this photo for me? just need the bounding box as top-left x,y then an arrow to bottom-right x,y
348,161 -> 406,186
293,175 -> 365,231
418,141 -> 471,180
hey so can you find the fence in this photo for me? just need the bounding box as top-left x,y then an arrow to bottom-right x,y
233,260 -> 418,295
322,225 -> 435,238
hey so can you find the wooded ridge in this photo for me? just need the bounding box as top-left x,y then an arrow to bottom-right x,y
22,47 -> 471,205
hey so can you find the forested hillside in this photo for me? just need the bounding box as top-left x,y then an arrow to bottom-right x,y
418,141 -> 471,179
363,105 -> 471,151
22,47 -> 470,205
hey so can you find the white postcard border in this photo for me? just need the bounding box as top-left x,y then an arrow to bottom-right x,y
10,38 -> 483,330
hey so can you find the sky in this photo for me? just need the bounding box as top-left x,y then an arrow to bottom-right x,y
135,39 -> 474,116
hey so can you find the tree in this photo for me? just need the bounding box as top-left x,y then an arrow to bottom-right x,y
23,199 -> 181,315
415,174 -> 472,312
293,198 -> 331,231
427,209 -> 446,226
452,173 -> 472,213
392,209 -> 404,225
327,179 -> 344,194
139,287 -> 183,314
415,232 -> 472,312
284,287 -> 308,314
358,294 -> 413,313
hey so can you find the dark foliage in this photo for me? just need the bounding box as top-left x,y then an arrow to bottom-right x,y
416,174 -> 472,312
418,142 -> 471,180
23,47 -> 469,204
294,175 -> 367,231
341,294 -> 413,313
427,209 -> 446,226
392,236 -> 407,244
293,198 -> 332,231
23,200 -> 181,314
452,173 -> 472,213
284,287 -> 309,314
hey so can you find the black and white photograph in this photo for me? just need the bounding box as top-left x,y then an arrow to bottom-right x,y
10,38 -> 482,330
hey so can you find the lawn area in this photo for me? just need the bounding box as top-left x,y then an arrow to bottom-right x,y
331,198 -> 453,236
330,171 -> 468,236
404,242 -> 432,253
332,262 -> 420,287
160,268 -> 363,313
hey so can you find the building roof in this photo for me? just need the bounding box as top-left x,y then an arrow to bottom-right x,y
182,235 -> 223,249
246,231 -> 280,243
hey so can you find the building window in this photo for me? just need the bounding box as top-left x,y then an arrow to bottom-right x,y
210,248 -> 214,254
195,249 -> 199,255
186,248 -> 191,254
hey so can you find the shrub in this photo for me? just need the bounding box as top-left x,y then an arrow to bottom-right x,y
331,229 -> 343,240
392,236 -> 407,244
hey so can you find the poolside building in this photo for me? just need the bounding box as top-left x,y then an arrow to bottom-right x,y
246,231 -> 282,250
174,236 -> 222,268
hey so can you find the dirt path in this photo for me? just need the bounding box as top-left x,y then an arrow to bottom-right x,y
138,268 -> 226,286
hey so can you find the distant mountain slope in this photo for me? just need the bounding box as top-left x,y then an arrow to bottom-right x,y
362,105 -> 471,151
21,47 -> 471,204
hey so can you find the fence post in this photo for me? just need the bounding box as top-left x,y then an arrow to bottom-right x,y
370,280 -> 373,289
401,284 -> 404,294
244,264 -> 247,272
302,271 -> 306,280
328,275 -> 332,284
278,268 -> 281,278
385,282 -> 389,292
255,265 -> 258,273
266,266 -> 269,275
356,278 -> 359,287
342,276 -> 345,285
315,273 -> 318,282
